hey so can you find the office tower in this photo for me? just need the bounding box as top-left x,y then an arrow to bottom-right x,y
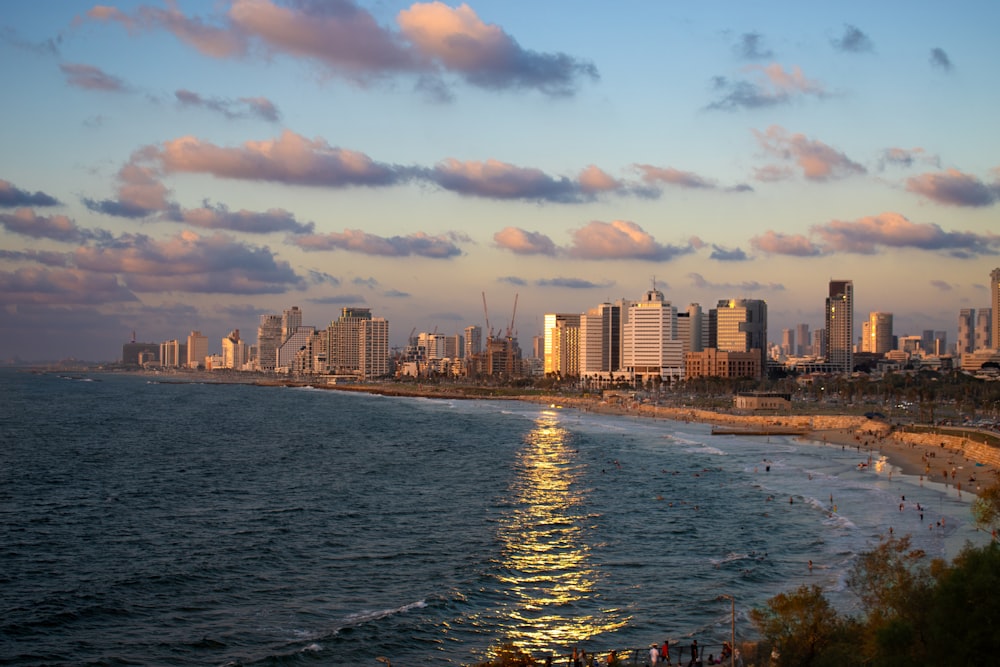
933,331 -> 947,356
326,307 -> 389,379
715,298 -> 768,376
160,339 -> 182,367
465,325 -> 482,357
282,306 -> 302,344
623,287 -> 683,382
277,326 -> 316,371
813,329 -> 826,358
862,312 -> 893,354
795,323 -> 810,356
958,309 -> 975,354
221,329 -> 246,369
532,335 -> 543,360
678,303 -> 708,352
825,280 -> 853,372
418,332 -> 447,359
256,314 -> 282,371
921,330 -> 935,353
543,313 -> 581,376
975,309 -> 992,351
993,268 -> 1000,349
781,328 -> 794,357
186,330 -> 208,369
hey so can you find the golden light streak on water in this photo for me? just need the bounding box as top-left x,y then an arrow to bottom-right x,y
490,411 -> 630,655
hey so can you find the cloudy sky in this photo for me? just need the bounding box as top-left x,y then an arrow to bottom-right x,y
2,1 -> 999,361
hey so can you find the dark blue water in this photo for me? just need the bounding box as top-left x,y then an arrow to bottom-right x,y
0,370 -> 988,665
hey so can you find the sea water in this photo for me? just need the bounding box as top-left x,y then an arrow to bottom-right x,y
0,370 -> 989,665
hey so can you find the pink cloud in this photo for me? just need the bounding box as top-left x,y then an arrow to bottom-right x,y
158,130 -> 403,187
430,158 -> 579,201
493,227 -> 556,255
0,266 -> 137,305
754,125 -> 866,181
85,3 -> 246,58
59,62 -> 130,92
292,229 -> 463,258
755,63 -> 824,96
0,208 -> 95,243
811,211 -> 999,255
905,168 -> 999,207
750,230 -> 823,256
634,164 -> 715,189
567,220 -> 696,261
578,165 -> 621,193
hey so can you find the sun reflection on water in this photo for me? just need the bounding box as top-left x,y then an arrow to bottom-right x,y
488,411 -> 629,655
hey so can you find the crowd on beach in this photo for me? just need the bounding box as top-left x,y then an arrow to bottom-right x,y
548,638 -> 742,667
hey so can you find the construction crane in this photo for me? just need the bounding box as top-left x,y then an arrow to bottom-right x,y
482,292 -> 493,340
506,293 -> 518,339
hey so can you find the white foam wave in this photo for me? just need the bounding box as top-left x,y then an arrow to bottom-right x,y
336,599 -> 427,631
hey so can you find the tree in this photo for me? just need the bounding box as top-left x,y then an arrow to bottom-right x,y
925,543 -> 1000,663
972,478 -> 1000,534
749,584 -> 858,667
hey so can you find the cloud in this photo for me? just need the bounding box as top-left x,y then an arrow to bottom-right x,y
429,158 -> 582,202
158,130 -> 408,187
175,89 -> 281,122
0,267 -> 138,305
498,275 -> 527,286
88,1 -> 596,96
687,272 -> 784,292
634,165 -> 716,189
929,47 -> 953,71
292,229 -> 464,258
567,220 -> 698,261
72,230 -> 305,294
709,245 -> 748,261
383,289 -> 411,298
905,169 -> 999,207
493,227 -> 557,256
750,230 -> 824,257
84,3 -> 247,58
307,270 -> 340,285
0,179 -> 61,207
396,1 -> 598,95
353,276 -> 379,288
308,294 -> 367,304
535,277 -> 614,289
171,202 -> 314,234
84,156 -> 171,218
879,147 -> 938,170
0,208 -> 109,243
59,62 -> 131,92
754,125 -> 866,181
929,279 -> 953,291
0,25 -> 61,56
707,64 -> 825,111
735,32 -> 773,60
831,24 -> 873,53
578,165 -> 622,194
811,212 -> 1000,257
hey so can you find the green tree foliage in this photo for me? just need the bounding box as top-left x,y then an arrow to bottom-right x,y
925,543 -> 1000,664
748,584 -> 858,667
971,479 -> 1000,532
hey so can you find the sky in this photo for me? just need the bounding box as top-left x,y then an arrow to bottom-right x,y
1,1 -> 999,362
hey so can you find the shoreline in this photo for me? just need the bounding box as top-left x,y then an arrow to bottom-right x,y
104,370 -> 1000,493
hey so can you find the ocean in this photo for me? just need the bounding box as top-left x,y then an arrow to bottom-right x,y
0,370 -> 990,666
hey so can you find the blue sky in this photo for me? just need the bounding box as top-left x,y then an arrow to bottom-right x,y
1,1 -> 998,361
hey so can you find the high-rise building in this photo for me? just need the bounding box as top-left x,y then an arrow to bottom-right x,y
862,312 -> 893,354
958,308 -> 976,354
813,329 -> 826,359
160,339 -> 183,367
256,314 -> 282,371
282,306 -> 302,344
825,280 -> 853,372
781,328 -> 794,357
277,326 -> 316,371
186,330 -> 208,369
795,323 -> 810,356
543,313 -> 581,377
975,308 -> 992,351
714,298 -> 768,376
623,287 -> 683,382
221,330 -> 246,369
992,268 -> 1000,349
326,307 -> 389,379
464,325 -> 482,357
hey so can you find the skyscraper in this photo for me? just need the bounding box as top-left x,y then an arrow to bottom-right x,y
975,308 -> 992,351
186,330 -> 208,369
464,325 -> 482,357
958,308 -> 975,354
715,298 -> 768,376
282,306 -> 302,344
256,314 -> 282,371
623,287 -> 683,382
862,312 -> 893,354
543,313 -> 581,376
992,268 -> 1000,349
795,323 -> 810,356
326,307 -> 389,379
825,280 -> 853,372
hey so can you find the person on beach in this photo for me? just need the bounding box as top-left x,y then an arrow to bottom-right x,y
650,644 -> 660,666
662,641 -> 670,665
687,639 -> 700,667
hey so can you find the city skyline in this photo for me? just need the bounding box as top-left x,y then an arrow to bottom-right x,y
2,1 -> 1000,361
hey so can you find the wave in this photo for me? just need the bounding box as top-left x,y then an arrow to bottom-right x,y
335,599 -> 428,632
